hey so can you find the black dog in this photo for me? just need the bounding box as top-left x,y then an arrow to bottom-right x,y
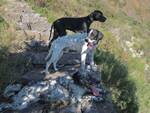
49,10 -> 107,43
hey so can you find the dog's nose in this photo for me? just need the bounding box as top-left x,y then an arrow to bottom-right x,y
103,17 -> 107,22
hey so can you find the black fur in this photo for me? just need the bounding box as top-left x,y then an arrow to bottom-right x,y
49,10 -> 106,43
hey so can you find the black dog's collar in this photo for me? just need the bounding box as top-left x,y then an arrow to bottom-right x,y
87,15 -> 94,24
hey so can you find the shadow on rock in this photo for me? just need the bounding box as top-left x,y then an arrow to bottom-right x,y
0,40 -> 116,113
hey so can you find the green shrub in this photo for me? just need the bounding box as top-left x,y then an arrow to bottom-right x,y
95,49 -> 138,113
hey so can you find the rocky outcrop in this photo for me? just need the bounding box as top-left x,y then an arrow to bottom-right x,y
0,40 -> 115,113
0,0 -> 115,112
0,70 -> 114,113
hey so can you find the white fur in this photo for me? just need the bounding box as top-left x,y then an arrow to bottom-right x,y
42,32 -> 97,74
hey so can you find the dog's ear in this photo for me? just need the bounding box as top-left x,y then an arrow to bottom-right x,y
91,10 -> 103,16
94,30 -> 104,41
94,10 -> 103,14
98,31 -> 104,40
88,29 -> 103,40
87,29 -> 94,39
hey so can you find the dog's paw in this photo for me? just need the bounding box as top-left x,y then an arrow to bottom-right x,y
40,70 -> 46,74
45,71 -> 50,75
41,70 -> 49,75
54,68 -> 58,71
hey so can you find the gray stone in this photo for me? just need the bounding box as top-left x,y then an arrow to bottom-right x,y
44,84 -> 69,103
69,83 -> 86,103
22,69 -> 67,83
21,69 -> 46,83
4,84 -> 22,98
58,75 -> 74,88
0,71 -> 114,113
25,39 -> 49,49
58,104 -> 82,113
24,52 -> 47,65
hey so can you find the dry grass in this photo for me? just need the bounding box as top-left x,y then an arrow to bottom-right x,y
0,16 -> 32,93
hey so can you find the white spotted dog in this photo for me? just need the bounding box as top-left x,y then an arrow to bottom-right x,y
42,29 -> 103,74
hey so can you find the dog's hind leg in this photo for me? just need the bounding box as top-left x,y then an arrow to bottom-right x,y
45,46 -> 53,61
53,51 -> 64,71
45,59 -> 53,74
41,58 -> 52,74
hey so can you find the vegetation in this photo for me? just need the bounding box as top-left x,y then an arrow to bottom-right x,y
95,49 -> 138,113
0,0 -> 150,113
0,16 -> 32,92
25,0 -> 150,113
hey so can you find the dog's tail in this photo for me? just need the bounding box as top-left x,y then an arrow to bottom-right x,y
49,23 -> 54,41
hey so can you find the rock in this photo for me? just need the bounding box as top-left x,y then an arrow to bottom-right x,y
0,71 -> 114,113
81,99 -> 115,113
72,70 -> 101,86
22,69 -> 67,83
57,75 -> 87,103
43,84 -> 69,103
0,103 -> 12,112
0,75 -> 73,111
10,81 -> 51,110
58,75 -> 74,88
83,105 -> 100,113
69,83 -> 86,103
81,99 -> 96,113
20,103 -> 44,113
3,84 -> 22,98
58,104 -> 82,113
24,52 -> 47,65
25,39 -> 49,51
21,68 -> 46,83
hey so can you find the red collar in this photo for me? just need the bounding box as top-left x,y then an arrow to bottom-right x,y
87,42 -> 93,48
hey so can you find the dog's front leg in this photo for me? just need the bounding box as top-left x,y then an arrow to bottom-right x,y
80,44 -> 88,73
41,61 -> 51,74
89,48 -> 95,66
53,63 -> 58,71
89,47 -> 97,71
52,51 -> 63,71
45,61 -> 51,74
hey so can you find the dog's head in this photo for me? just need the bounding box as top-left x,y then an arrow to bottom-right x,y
85,29 -> 103,47
89,10 -> 107,22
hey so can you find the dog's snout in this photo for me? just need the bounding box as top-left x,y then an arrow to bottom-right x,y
101,16 -> 107,22
104,16 -> 107,21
